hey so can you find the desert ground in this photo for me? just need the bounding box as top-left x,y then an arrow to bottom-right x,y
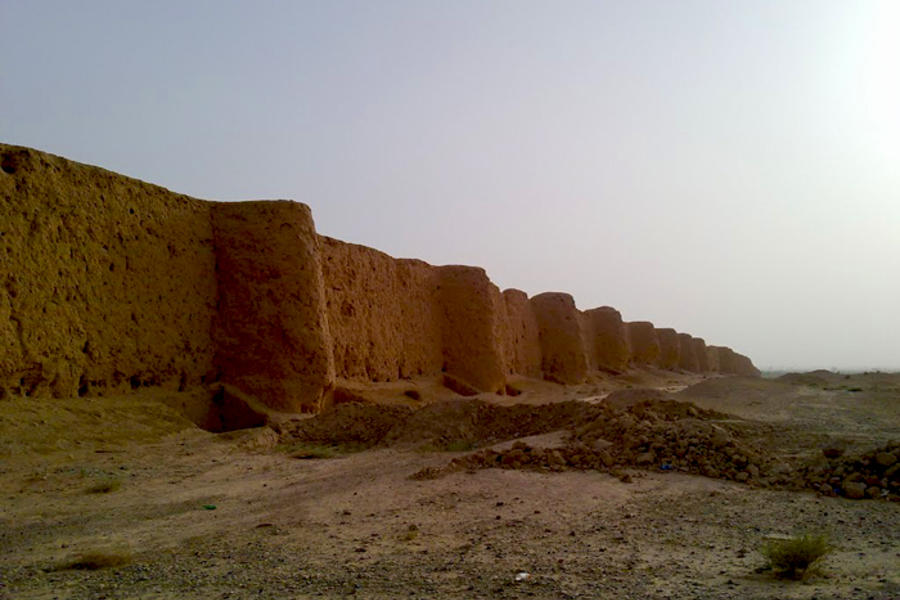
1,370 -> 898,600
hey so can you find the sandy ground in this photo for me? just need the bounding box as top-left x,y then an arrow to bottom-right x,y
1,371 -> 898,599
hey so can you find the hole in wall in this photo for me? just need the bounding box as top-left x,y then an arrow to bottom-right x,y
1,155 -> 16,174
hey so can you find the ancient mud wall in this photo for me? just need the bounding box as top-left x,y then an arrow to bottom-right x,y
436,266 -> 507,393
500,289 -> 542,377
319,237 -> 443,382
693,338 -> 709,372
677,333 -> 700,372
583,307 -> 631,374
1,144 -> 218,400
656,328 -> 680,370
626,322 -> 661,366
1,144 -> 761,411
530,293 -> 590,384
706,347 -> 721,372
212,202 -> 334,413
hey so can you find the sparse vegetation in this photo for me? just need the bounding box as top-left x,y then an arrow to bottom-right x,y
55,550 -> 132,571
280,441 -> 364,459
760,533 -> 832,580
399,524 -> 418,541
443,439 -> 477,452
418,439 -> 477,452
86,478 -> 121,494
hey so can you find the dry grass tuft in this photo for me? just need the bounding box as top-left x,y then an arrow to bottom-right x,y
86,478 -> 121,493
56,550 -> 132,571
760,533 -> 832,580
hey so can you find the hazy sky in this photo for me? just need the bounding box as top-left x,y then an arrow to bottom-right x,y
2,1 -> 898,370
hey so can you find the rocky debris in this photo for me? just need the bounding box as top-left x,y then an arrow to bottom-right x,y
276,398 -> 601,451
402,393 -> 768,485
276,403 -> 414,447
798,442 -> 900,501
322,392 -> 900,503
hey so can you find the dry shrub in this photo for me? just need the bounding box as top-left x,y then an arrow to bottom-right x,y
86,478 -> 121,494
57,550 -> 132,571
760,534 -> 832,580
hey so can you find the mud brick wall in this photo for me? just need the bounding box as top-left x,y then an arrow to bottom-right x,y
693,338 -> 709,372
500,289 -> 542,377
656,328 -> 681,370
211,201 -> 334,412
319,236 -> 443,382
627,322 -> 661,366
583,307 -> 630,373
436,266 -> 507,393
1,144 -> 218,399
1,144 -> 761,411
677,333 -> 700,372
530,293 -> 589,384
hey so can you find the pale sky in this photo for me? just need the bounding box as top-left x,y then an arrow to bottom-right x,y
2,1 -> 898,371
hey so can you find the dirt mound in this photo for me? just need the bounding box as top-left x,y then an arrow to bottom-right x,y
383,399 -> 599,448
602,388 -> 672,410
775,372 -> 834,387
418,398 -> 763,484
276,403 -> 413,447
278,399 -> 602,450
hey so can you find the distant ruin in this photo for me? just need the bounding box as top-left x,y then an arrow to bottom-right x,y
0,144 -> 760,413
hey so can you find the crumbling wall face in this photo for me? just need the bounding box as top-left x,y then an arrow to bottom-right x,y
0,144 -> 218,400
692,338 -> 709,372
211,201 -> 334,413
437,266 -> 507,393
531,293 -> 589,384
583,307 -> 631,373
626,322 -> 660,366
501,289 -> 542,377
655,328 -> 681,370
677,333 -> 700,371
319,237 -> 442,382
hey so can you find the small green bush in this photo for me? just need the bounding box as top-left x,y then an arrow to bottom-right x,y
760,534 -> 832,580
